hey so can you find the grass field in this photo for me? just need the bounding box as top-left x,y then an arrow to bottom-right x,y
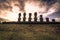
0,24 -> 60,40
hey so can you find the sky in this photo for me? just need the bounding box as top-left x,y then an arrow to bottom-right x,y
0,0 -> 60,22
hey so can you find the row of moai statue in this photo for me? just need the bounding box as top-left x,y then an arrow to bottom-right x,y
18,12 -> 55,22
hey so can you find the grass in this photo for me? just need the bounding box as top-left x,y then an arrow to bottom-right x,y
0,24 -> 60,40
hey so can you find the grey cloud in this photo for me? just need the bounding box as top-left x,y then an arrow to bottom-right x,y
18,0 -> 25,12
41,0 -> 56,5
0,0 -> 60,12
0,3 -> 12,10
47,10 -> 60,20
0,0 -> 6,2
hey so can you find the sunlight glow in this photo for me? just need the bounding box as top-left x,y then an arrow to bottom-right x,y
2,2 -> 57,21
5,5 -> 20,21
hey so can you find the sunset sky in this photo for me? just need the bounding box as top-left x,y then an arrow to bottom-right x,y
0,0 -> 60,22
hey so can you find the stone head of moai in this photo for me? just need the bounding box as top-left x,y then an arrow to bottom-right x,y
52,19 -> 55,22
46,18 -> 49,22
34,12 -> 37,16
23,13 -> 26,16
19,13 -> 21,16
40,15 -> 43,18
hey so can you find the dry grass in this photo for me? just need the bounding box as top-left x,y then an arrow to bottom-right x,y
0,24 -> 60,40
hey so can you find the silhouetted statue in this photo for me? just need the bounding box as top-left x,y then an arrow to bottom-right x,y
46,18 -> 49,22
23,13 -> 26,22
40,15 -> 43,22
52,19 -> 55,22
17,12 -> 57,23
34,12 -> 37,22
28,13 -> 32,22
18,13 -> 21,22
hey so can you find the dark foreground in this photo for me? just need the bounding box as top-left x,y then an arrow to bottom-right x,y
0,24 -> 60,40
1,22 -> 60,24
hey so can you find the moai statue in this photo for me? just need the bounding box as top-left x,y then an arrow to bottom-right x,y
34,12 -> 37,22
18,13 -> 21,22
23,13 -> 26,22
40,15 -> 43,22
28,13 -> 32,22
52,19 -> 55,22
46,18 -> 49,22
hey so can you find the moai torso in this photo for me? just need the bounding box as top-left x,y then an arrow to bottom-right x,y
34,12 -> 37,22
23,13 -> 26,22
28,13 -> 32,22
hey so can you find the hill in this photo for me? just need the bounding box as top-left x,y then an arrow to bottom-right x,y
0,18 -> 10,22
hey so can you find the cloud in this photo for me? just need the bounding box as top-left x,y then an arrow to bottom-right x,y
0,0 -> 6,2
41,0 -> 56,5
55,18 -> 60,22
0,0 -> 60,12
0,0 -> 60,21
18,0 -> 25,11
